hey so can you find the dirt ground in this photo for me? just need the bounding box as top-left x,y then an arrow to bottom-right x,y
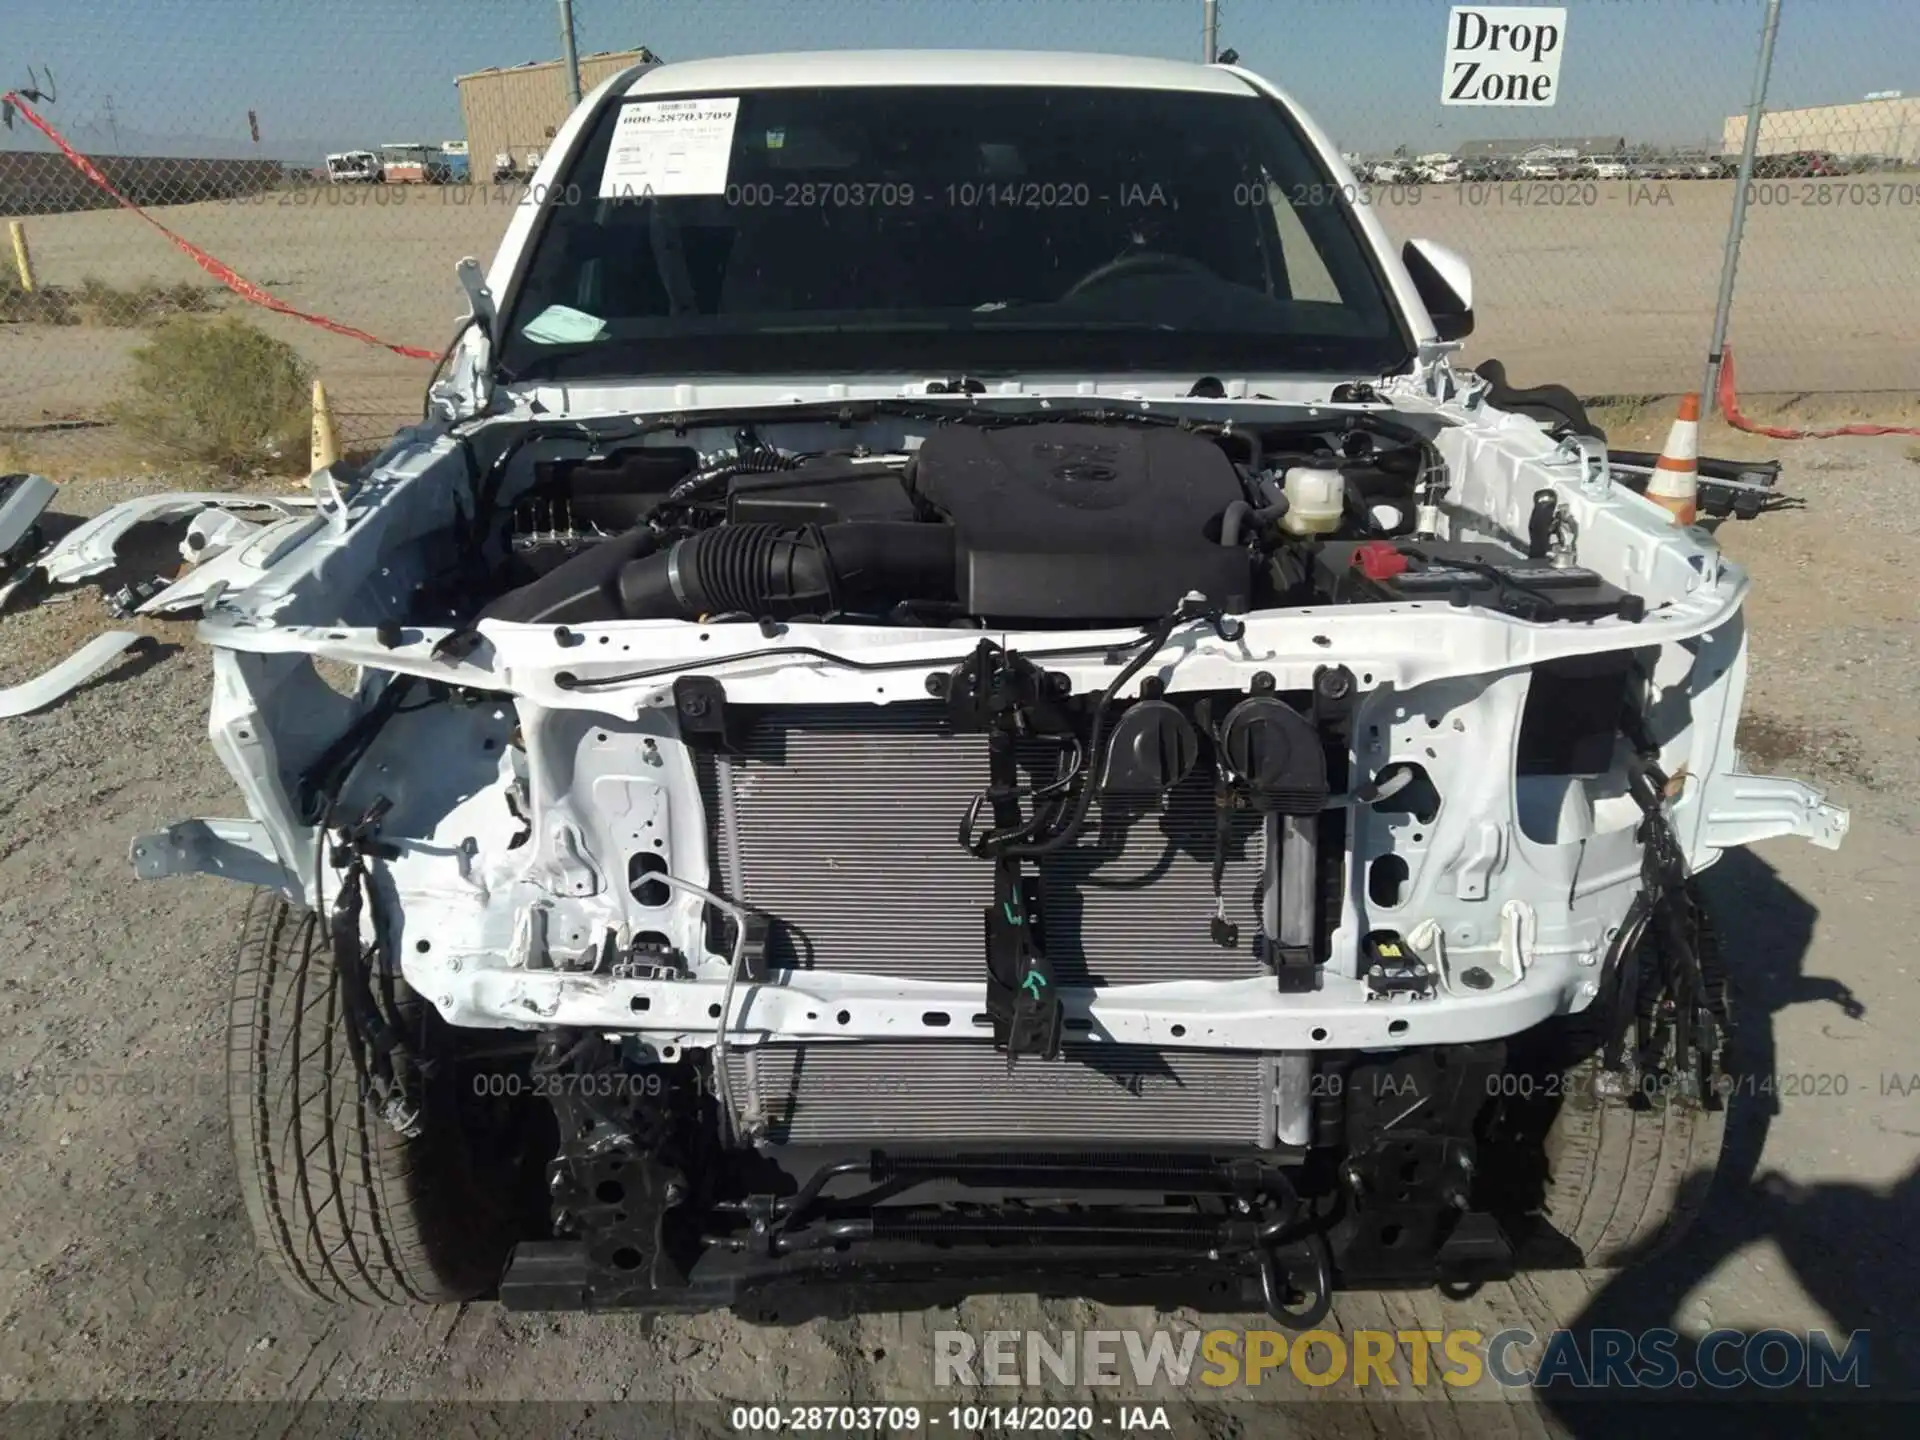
0,424 -> 1916,1430
5,177 -> 1920,449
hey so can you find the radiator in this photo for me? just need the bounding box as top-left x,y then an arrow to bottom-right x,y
727,1040 -> 1277,1147
703,703 -> 1270,986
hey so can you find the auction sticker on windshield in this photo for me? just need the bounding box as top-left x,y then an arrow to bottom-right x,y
600,97 -> 740,198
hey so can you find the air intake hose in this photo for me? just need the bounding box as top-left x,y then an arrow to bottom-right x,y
616,522 -> 956,620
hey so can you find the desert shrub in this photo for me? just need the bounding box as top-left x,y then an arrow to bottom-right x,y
112,315 -> 312,476
73,276 -> 218,326
1,271 -> 216,327
0,269 -> 76,324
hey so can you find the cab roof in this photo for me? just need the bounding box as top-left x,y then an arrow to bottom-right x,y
623,50 -> 1258,97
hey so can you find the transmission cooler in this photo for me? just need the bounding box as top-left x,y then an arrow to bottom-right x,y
726,1041 -> 1292,1147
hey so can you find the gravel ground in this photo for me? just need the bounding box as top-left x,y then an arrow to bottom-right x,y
0,438 -> 1915,1431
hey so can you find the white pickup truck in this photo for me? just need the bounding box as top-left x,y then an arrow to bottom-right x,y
132,49 -> 1843,1321
324,150 -> 382,184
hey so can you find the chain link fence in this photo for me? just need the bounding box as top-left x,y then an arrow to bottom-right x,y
1714,0 -> 1920,395
2,0 -> 1914,471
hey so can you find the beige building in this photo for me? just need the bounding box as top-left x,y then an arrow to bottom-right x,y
1723,96 -> 1920,162
457,48 -> 658,180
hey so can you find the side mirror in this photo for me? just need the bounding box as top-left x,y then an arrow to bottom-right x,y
1402,238 -> 1474,341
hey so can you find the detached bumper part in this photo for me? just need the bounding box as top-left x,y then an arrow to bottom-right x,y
0,472 -> 57,609
0,473 -> 56,561
0,631 -> 145,718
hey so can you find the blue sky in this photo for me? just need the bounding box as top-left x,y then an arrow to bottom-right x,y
4,0 -> 1915,158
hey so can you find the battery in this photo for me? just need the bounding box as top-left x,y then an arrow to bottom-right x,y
1314,540 -> 1641,623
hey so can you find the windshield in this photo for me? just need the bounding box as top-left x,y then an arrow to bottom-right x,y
498,84 -> 1411,381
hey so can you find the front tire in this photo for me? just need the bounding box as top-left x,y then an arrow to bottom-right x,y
1538,1052 -> 1728,1268
1489,887 -> 1735,1267
227,890 -> 514,1304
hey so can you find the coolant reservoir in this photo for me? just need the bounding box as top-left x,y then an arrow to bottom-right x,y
1279,465 -> 1344,536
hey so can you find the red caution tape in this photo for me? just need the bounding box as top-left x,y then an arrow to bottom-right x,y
4,93 -> 439,361
1717,344 -> 1920,439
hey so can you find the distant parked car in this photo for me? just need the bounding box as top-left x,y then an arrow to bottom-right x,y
379,143 -> 453,185
1411,158 -> 1462,184
1354,159 -> 1413,185
324,150 -> 382,184
1838,153 -> 1898,174
1464,158 -> 1523,182
1753,150 -> 1842,178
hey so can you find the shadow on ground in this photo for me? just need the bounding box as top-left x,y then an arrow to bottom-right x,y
1542,846 -> 1913,1435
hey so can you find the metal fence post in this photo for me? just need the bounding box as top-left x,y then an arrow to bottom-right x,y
1703,0 -> 1783,411
559,0 -> 583,108
1203,0 -> 1219,63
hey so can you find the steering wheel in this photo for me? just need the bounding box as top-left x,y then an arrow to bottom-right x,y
1061,249 -> 1216,301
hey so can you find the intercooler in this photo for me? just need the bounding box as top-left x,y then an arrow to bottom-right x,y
700,703 -> 1293,1149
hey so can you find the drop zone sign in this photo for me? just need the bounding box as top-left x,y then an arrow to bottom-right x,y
1443,6 -> 1566,106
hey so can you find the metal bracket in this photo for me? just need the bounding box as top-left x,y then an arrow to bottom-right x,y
455,255 -> 498,334
530,817 -> 603,898
428,257 -> 498,422
1545,432 -> 1613,499
672,674 -> 742,753
1449,822 -> 1506,901
1697,771 -> 1849,852
129,818 -> 295,893
309,463 -> 352,535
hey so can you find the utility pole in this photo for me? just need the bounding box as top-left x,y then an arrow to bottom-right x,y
1703,0 -> 1782,412
558,0 -> 583,108
1203,0 -> 1219,64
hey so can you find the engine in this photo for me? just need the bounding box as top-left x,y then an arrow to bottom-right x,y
914,422 -> 1253,619
483,418 -> 1432,628
481,413 -> 1638,636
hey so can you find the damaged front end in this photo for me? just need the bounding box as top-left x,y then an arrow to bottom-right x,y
132,389 -> 1846,1317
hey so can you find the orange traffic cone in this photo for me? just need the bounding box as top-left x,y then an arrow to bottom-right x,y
310,379 -> 340,475
1646,393 -> 1700,526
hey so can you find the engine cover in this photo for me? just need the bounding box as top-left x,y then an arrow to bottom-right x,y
912,423 -> 1251,621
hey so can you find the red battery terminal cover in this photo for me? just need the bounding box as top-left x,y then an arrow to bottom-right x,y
1351,540 -> 1409,582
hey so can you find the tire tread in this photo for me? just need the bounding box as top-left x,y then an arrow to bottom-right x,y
227,888 -> 508,1306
